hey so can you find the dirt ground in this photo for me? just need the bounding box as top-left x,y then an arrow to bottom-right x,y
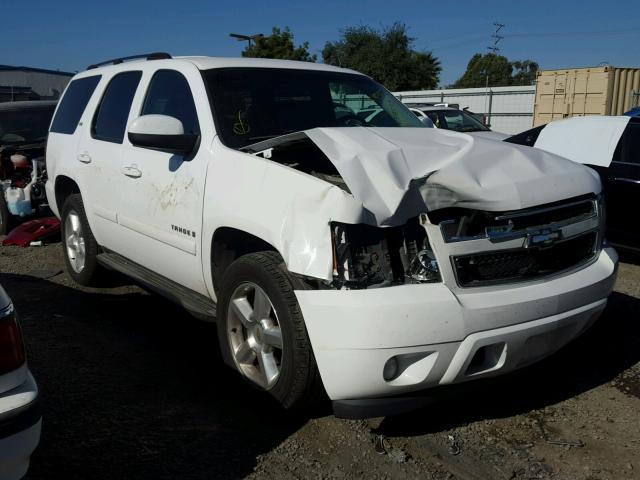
0,242 -> 638,480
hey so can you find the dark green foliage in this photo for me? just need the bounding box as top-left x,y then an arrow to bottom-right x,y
322,23 -> 441,91
241,27 -> 317,62
453,53 -> 539,88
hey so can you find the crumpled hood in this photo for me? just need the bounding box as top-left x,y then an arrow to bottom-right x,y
305,127 -> 601,225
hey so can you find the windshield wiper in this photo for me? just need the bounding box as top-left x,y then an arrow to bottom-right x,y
241,131 -> 308,153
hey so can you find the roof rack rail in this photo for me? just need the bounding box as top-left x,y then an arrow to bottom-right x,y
87,52 -> 172,70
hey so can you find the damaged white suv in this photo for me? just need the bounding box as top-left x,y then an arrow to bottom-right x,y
46,53 -> 617,418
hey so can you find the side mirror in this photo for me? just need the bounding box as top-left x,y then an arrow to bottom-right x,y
128,115 -> 197,154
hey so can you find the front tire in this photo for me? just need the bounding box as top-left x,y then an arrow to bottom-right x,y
217,251 -> 322,409
61,194 -> 102,286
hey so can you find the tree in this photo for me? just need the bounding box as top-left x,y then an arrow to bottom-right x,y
511,60 -> 539,86
452,53 -> 513,88
322,23 -> 441,91
452,53 -> 539,88
241,27 -> 316,62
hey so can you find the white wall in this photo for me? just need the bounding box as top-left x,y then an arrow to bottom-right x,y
394,85 -> 535,135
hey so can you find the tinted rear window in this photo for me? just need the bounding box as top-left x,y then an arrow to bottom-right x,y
92,71 -> 142,143
50,76 -> 101,134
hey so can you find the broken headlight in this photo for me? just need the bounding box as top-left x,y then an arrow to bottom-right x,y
330,220 -> 441,289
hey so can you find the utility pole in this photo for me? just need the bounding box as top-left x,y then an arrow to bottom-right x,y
229,33 -> 264,47
487,23 -> 505,54
484,23 -> 505,126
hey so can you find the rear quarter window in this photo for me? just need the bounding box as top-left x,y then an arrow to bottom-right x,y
50,76 -> 101,134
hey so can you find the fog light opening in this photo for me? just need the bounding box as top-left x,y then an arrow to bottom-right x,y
383,357 -> 399,381
465,342 -> 506,376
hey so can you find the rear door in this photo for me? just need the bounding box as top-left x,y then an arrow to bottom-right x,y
75,71 -> 142,246
604,119 -> 640,248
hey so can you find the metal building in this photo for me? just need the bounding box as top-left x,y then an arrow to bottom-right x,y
0,65 -> 74,102
395,86 -> 536,134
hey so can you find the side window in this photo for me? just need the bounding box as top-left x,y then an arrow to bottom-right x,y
50,76 -> 101,134
92,71 -> 142,143
141,70 -> 200,135
613,122 -> 640,165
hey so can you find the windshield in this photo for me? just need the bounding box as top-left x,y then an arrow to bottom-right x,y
0,107 -> 55,144
424,109 -> 490,132
203,68 -> 425,149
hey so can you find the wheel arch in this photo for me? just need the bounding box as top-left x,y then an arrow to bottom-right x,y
210,226 -> 279,295
54,175 -> 81,213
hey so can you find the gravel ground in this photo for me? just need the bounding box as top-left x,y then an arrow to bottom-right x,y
0,242 -> 638,480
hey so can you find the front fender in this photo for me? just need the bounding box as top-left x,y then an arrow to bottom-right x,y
201,140 -> 367,300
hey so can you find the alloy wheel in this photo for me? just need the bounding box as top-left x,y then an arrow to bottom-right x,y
64,210 -> 86,273
227,282 -> 283,389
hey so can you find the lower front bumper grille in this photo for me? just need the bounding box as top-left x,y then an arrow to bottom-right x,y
453,232 -> 597,287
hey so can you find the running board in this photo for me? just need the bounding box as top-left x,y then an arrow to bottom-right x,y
97,251 -> 217,321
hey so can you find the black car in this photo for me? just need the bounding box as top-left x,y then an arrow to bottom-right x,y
506,117 -> 640,250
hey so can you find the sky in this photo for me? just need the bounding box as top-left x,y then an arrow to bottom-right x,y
4,0 -> 639,87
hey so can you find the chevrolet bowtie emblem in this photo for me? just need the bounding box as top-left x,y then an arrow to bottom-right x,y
525,229 -> 561,249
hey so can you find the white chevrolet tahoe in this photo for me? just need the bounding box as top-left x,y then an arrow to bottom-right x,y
46,53 -> 617,418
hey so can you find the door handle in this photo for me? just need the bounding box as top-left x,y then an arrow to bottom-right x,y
122,165 -> 142,178
77,153 -> 92,164
611,177 -> 640,185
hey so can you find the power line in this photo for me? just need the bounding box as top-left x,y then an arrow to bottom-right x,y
504,27 -> 639,38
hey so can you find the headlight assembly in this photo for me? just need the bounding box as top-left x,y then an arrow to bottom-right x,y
330,219 -> 441,289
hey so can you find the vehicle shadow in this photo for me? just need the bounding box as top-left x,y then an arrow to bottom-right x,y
376,291 -> 640,437
616,247 -> 640,266
1,273 -> 308,480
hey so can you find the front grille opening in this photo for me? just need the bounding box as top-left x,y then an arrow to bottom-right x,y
453,232 -> 597,287
434,195 -> 596,243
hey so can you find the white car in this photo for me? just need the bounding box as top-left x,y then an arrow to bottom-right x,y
0,286 -> 40,480
408,105 -> 510,141
46,53 -> 616,418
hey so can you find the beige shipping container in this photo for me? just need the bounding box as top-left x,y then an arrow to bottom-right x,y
533,66 -> 640,126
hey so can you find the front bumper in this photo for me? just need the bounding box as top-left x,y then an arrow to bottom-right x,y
0,372 -> 41,480
295,247 -> 617,413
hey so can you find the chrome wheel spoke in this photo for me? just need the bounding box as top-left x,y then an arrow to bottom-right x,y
230,297 -> 254,327
234,341 -> 256,365
69,212 -> 81,233
262,326 -> 283,349
258,351 -> 279,387
252,287 -> 272,321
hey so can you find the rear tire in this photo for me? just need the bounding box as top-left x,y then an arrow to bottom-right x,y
217,251 -> 322,410
61,194 -> 102,286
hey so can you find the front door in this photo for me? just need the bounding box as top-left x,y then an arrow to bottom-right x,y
114,67 -> 210,294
